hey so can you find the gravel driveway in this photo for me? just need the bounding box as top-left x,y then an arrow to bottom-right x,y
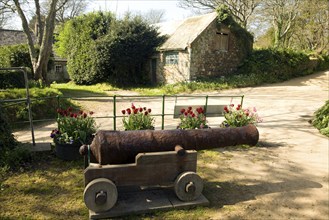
15,70 -> 329,219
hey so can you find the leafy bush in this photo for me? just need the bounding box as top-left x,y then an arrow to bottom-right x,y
55,12 -> 165,86
0,70 -> 31,89
0,44 -> 32,69
0,44 -> 33,88
95,15 -> 166,86
54,11 -> 114,84
0,88 -> 71,124
0,105 -> 32,169
237,49 -> 314,83
312,100 -> 329,137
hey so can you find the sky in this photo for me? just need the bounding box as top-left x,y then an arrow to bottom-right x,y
5,0 -> 195,30
86,0 -> 194,22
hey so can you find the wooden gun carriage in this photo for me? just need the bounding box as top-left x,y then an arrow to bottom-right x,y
80,125 -> 259,218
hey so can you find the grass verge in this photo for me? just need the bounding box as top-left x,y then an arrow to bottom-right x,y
0,145 -> 266,220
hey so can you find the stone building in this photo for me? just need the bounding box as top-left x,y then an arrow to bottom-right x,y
149,12 -> 253,84
0,28 -> 68,82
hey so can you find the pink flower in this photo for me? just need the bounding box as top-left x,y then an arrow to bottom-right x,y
180,108 -> 185,114
127,108 -> 131,115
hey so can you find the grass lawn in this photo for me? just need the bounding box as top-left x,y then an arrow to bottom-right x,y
0,146 -> 255,220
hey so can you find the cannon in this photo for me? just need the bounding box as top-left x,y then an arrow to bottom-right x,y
80,125 -> 259,218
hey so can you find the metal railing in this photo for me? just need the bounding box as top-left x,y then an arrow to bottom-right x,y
1,88 -> 244,143
0,67 -> 35,145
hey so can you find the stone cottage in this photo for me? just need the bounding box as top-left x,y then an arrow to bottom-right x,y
0,28 -> 69,82
149,12 -> 253,84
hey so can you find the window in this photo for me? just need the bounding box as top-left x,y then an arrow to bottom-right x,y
55,65 -> 62,73
216,32 -> 229,51
165,52 -> 179,65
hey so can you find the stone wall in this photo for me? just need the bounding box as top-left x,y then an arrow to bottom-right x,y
190,20 -> 248,80
0,29 -> 35,45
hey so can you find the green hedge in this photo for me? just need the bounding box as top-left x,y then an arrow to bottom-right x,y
0,88 -> 71,124
236,49 -> 319,83
312,100 -> 329,137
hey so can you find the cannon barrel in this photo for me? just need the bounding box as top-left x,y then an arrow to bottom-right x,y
80,124 -> 259,165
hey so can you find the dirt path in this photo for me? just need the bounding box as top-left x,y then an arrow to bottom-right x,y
198,70 -> 328,219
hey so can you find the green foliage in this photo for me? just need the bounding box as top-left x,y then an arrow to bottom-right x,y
0,105 -> 17,152
0,106 -> 32,169
0,70 -> 30,89
221,104 -> 262,128
177,107 -> 208,129
95,14 -> 166,86
0,44 -> 32,69
237,49 -> 316,83
121,104 -> 155,130
55,12 -> 165,86
0,88 -> 70,124
216,5 -> 253,57
51,107 -> 97,144
315,54 -> 329,71
54,11 -> 114,84
0,44 -> 33,88
312,100 -> 329,137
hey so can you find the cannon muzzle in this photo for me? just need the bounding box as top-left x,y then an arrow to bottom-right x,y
80,124 -> 259,165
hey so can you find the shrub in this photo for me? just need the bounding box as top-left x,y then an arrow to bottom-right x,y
54,11 -> 114,84
0,105 -> 32,169
95,15 -> 166,86
237,49 -> 314,83
0,88 -> 72,124
121,104 -> 155,130
312,100 -> 329,137
221,104 -> 262,127
177,107 -> 208,129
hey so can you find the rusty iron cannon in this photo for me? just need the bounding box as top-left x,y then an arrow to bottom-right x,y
80,125 -> 259,218
80,124 -> 259,165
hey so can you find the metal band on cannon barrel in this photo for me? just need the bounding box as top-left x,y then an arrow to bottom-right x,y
82,124 -> 259,165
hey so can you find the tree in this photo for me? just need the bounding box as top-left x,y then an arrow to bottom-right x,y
2,0 -> 72,81
54,11 -> 114,84
290,0 -> 329,53
261,0 -> 301,49
41,0 -> 88,23
142,9 -> 166,24
179,0 -> 261,28
96,14 -> 166,86
0,0 -> 13,27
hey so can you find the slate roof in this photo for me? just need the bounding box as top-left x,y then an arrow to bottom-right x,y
155,12 -> 217,51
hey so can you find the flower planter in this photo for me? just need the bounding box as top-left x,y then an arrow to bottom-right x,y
55,142 -> 82,161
